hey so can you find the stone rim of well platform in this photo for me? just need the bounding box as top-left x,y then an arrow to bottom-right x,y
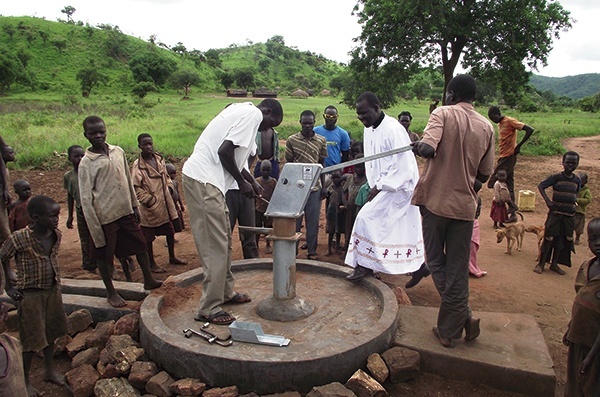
139,259 -> 399,394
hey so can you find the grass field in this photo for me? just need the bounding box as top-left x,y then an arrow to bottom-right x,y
1,92 -> 599,169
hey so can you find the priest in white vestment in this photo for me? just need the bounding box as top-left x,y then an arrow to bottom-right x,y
345,92 -> 425,280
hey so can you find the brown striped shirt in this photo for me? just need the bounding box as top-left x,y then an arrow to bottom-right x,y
0,226 -> 61,290
284,131 -> 327,189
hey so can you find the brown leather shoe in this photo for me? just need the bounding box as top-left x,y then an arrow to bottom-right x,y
346,264 -> 373,281
432,326 -> 454,348
464,317 -> 481,342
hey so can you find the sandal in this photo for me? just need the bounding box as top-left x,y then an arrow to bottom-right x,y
225,292 -> 252,304
194,310 -> 236,325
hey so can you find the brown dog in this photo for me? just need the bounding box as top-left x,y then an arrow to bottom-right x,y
496,222 -> 526,255
525,225 -> 545,261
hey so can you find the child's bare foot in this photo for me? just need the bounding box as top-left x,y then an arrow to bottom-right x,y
533,265 -> 544,274
169,257 -> 187,265
26,382 -> 41,397
549,264 -> 566,275
144,279 -> 163,290
150,264 -> 166,273
107,292 -> 127,308
44,370 -> 66,386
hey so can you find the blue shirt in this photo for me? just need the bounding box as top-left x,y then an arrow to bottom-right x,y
313,125 -> 351,167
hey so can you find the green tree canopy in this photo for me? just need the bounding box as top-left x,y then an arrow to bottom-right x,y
76,65 -> 108,96
0,48 -> 26,94
61,6 -> 76,23
129,51 -> 177,86
170,68 -> 201,97
347,0 -> 572,107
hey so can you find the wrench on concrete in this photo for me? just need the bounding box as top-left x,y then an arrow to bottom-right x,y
183,328 -> 233,347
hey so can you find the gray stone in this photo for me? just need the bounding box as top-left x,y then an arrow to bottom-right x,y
114,312 -> 141,340
366,353 -> 389,384
94,377 -> 141,397
71,347 -> 100,369
85,320 -> 115,349
67,309 -> 94,335
169,378 -> 206,396
65,363 -> 101,397
129,361 -> 159,389
345,369 -> 388,397
66,327 -> 94,357
306,382 -> 358,397
381,346 -> 420,383
145,370 -> 175,397
202,385 -> 238,397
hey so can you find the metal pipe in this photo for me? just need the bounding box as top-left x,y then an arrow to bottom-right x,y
320,144 -> 413,174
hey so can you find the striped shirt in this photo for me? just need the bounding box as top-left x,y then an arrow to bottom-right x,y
284,131 -> 327,189
539,172 -> 581,216
0,226 -> 61,290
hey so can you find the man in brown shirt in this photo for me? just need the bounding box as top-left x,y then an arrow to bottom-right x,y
412,74 -> 495,348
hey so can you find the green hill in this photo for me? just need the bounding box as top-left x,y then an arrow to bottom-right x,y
0,16 -> 343,96
529,73 -> 600,99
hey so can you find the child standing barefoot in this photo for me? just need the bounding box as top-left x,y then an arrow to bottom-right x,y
563,217 -> 600,396
574,173 -> 592,246
79,116 -> 162,307
490,169 -> 510,228
0,195 -> 69,396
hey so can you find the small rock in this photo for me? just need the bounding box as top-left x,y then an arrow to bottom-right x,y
71,347 -> 100,369
381,346 -> 420,383
66,327 -> 94,357
366,353 -> 389,384
391,286 -> 412,306
99,334 -> 139,365
114,312 -> 140,340
239,393 -> 260,397
170,377 -> 206,396
96,362 -> 119,378
129,361 -> 159,389
85,320 -> 115,349
345,369 -> 388,397
54,334 -> 72,355
306,381 -> 358,397
145,370 -> 175,397
94,377 -> 140,397
202,385 -> 238,397
115,346 -> 145,375
67,309 -> 94,335
263,392 -> 301,397
65,363 -> 101,397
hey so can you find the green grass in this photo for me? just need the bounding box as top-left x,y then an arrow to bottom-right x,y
1,92 -> 599,169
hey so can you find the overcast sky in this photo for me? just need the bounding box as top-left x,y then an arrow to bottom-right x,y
2,0 -> 598,78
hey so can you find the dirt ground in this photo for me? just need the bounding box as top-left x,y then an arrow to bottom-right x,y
7,135 -> 600,397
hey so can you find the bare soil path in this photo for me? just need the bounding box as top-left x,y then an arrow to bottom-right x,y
6,134 -> 600,396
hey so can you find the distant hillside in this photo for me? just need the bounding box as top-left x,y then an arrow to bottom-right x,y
530,73 -> 600,99
0,16 -> 343,96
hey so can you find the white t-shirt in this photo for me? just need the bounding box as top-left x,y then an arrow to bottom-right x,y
183,102 -> 261,194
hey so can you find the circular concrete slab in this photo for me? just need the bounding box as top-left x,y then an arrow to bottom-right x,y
140,260 -> 398,394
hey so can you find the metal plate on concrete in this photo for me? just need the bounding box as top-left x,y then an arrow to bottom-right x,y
394,306 -> 556,397
265,163 -> 322,218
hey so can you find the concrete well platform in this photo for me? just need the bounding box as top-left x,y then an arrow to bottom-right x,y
140,259 -> 399,394
394,306 -> 556,397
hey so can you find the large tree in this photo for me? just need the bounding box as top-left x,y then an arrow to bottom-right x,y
76,66 -> 108,97
347,0 -> 572,107
170,68 -> 200,98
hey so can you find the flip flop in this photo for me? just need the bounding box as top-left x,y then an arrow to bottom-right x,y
225,292 -> 252,304
194,310 -> 236,325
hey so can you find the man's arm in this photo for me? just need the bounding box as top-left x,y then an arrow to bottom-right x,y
0,156 -> 11,207
341,150 -> 350,163
218,140 -> 254,198
514,125 -> 534,154
411,141 -> 435,158
476,172 -> 490,184
66,194 -> 75,229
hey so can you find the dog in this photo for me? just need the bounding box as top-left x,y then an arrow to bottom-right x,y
496,222 -> 526,255
525,225 -> 545,261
